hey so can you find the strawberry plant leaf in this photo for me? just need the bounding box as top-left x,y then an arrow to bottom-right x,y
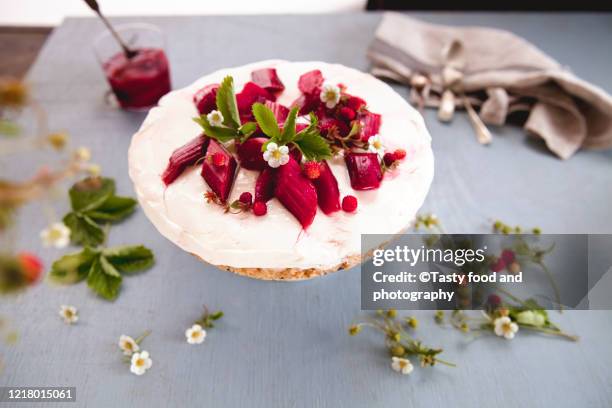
63,212 -> 105,247
49,247 -> 99,284
193,116 -> 237,143
87,257 -> 122,300
85,195 -> 136,222
252,103 -> 280,140
278,107 -> 299,146
69,177 -> 115,212
215,76 -> 240,129
102,245 -> 154,274
294,131 -> 332,161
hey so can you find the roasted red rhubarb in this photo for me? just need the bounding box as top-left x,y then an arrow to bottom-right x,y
251,68 -> 285,95
254,168 -> 277,203
201,140 -> 237,202
298,70 -> 324,94
312,160 -> 341,214
344,152 -> 382,190
274,158 -> 318,228
237,137 -> 268,171
359,111 -> 381,142
236,82 -> 275,121
162,135 -> 209,186
193,84 -> 219,115
264,100 -> 290,125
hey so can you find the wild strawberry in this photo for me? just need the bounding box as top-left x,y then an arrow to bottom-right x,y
346,95 -> 366,111
383,152 -> 397,167
487,294 -> 501,307
212,152 -> 227,168
342,195 -> 358,212
500,249 -> 515,264
18,252 -> 43,284
239,192 -> 253,206
303,162 -> 321,179
489,257 -> 506,273
393,149 -> 407,160
338,106 -> 356,121
253,201 -> 267,216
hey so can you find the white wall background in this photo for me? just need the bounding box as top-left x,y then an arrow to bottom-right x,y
0,0 -> 367,26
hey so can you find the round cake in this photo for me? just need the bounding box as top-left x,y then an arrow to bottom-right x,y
128,60 -> 434,280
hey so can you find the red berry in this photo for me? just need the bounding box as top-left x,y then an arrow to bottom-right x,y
253,201 -> 267,216
487,294 -> 501,307
18,252 -> 43,284
342,195 -> 358,212
338,106 -> 356,121
490,257 -> 506,273
303,162 -> 321,179
393,149 -> 407,160
212,152 -> 227,167
239,192 -> 253,206
383,152 -> 397,167
500,249 -> 515,264
346,96 -> 366,111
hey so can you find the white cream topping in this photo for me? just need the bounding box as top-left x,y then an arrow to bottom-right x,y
128,60 -> 434,272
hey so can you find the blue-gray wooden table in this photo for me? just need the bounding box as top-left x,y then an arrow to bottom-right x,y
2,12 -> 612,408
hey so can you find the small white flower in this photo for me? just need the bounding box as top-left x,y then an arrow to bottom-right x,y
207,110 -> 224,127
86,163 -> 102,177
391,356 -> 414,375
367,134 -> 385,157
130,351 -> 152,375
118,335 -> 140,356
320,83 -> 341,109
59,305 -> 78,324
40,222 -> 71,249
185,324 -> 207,345
494,316 -> 519,339
262,142 -> 290,168
73,146 -> 91,162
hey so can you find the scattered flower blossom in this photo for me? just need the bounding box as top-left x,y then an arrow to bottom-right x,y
86,163 -> 102,177
74,147 -> 91,162
130,351 -> 152,375
391,356 -> 414,375
185,324 -> 207,345
263,142 -> 290,168
40,222 -> 71,248
207,110 -> 224,127
47,132 -> 69,150
494,316 -> 519,339
118,335 -> 140,356
59,305 -> 78,324
367,134 -> 385,157
320,83 -> 341,109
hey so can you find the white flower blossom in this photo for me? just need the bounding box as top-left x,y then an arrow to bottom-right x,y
185,324 -> 207,345
320,83 -> 341,109
391,356 -> 414,375
207,110 -> 224,127
118,335 -> 139,356
74,146 -> 91,162
130,351 -> 152,375
494,316 -> 519,339
59,305 -> 78,324
40,222 -> 71,249
86,163 -> 102,177
263,142 -> 290,168
367,134 -> 385,157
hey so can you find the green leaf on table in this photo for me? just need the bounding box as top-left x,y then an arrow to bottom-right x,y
63,212 -> 105,246
49,247 -> 99,284
85,195 -> 137,222
278,107 -> 299,146
69,177 -> 115,212
294,131 -> 332,162
193,116 -> 238,143
0,120 -> 21,137
215,76 -> 241,129
102,245 -> 154,274
87,257 -> 122,300
252,102 -> 280,140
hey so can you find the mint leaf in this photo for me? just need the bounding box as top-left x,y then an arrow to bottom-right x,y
69,177 -> 115,212
102,245 -> 154,274
63,212 -> 105,246
193,116 -> 238,143
278,107 -> 299,146
49,247 -> 99,284
294,131 -> 332,161
216,76 -> 241,129
252,103 -> 280,139
85,195 -> 136,222
87,257 -> 122,300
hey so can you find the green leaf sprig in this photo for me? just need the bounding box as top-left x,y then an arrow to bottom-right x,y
193,76 -> 257,143
50,245 -> 154,300
62,177 -> 136,246
252,103 -> 332,162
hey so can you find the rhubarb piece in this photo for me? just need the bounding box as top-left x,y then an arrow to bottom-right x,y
161,135 -> 209,185
346,95 -> 366,111
237,137 -> 268,171
253,201 -> 267,216
251,68 -> 285,95
319,117 -> 350,137
342,195 -> 358,212
236,82 -> 275,120
359,111 -> 382,142
254,168 -> 277,203
274,157 -> 318,228
312,160 -> 341,214
264,100 -> 290,124
201,140 -> 237,202
298,70 -> 324,94
290,146 -> 303,163
344,152 -> 383,190
193,84 -> 219,114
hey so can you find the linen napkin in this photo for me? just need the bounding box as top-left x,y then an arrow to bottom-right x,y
367,13 -> 612,159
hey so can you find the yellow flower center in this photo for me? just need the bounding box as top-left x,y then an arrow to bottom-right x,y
372,141 -> 382,149
502,322 -> 513,333
325,90 -> 336,101
135,358 -> 145,367
64,310 -> 73,318
211,113 -> 221,122
124,342 -> 133,350
49,229 -> 63,240
191,331 -> 200,339
271,150 -> 282,160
